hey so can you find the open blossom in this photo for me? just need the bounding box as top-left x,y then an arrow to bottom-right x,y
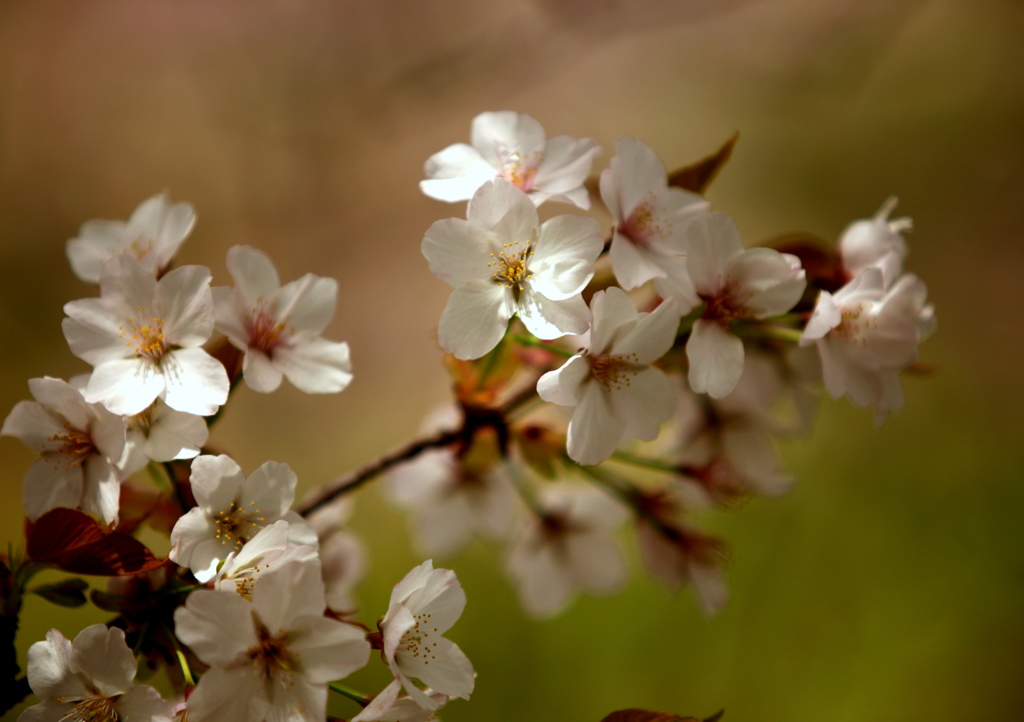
839,196 -> 911,288
117,399 -> 208,476
63,255 -> 229,417
387,447 -> 516,557
379,560 -> 475,710
420,110 -> 601,209
537,287 -> 679,465
353,680 -> 447,722
801,267 -> 935,425
600,136 -> 708,292
213,245 -> 352,394
169,454 -> 316,582
66,192 -> 195,285
213,520 -> 319,600
685,212 -> 806,399
22,624 -> 172,722
507,483 -> 627,618
423,178 -> 603,359
2,377 -> 125,523
175,559 -> 370,722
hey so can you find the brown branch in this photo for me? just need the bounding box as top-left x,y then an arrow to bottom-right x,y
296,429 -> 459,517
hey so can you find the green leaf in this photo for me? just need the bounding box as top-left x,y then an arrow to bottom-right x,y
29,578 -> 88,607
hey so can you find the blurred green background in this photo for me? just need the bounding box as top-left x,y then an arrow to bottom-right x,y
2,0 -> 1023,720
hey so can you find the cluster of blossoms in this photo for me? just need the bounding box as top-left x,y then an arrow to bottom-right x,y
0,111 -> 935,721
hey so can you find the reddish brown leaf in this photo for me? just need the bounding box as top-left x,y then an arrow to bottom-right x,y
667,132 -> 739,194
766,232 -> 849,294
601,709 -> 724,722
26,509 -> 165,576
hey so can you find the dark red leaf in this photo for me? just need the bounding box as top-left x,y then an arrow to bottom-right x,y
601,709 -> 724,722
26,509 -> 165,576
667,132 -> 739,194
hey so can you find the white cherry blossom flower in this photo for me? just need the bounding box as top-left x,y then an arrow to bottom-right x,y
379,560 -> 475,710
801,267 -> 935,425
169,454 -> 316,582
2,377 -> 125,523
423,178 -> 603,359
839,196 -> 911,288
66,192 -> 195,284
353,679 -> 447,722
213,245 -> 352,394
117,399 -> 209,476
507,483 -> 627,618
537,287 -> 679,465
22,624 -> 172,722
213,520 -> 319,600
175,559 -> 370,722
63,255 -> 229,417
600,136 -> 708,292
387,448 -> 516,557
685,212 -> 806,399
420,110 -> 601,209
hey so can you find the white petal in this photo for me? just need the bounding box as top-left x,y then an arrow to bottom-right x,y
687,320 -> 745,399
534,214 -> 603,267
190,454 -> 247,511
398,637 -> 475,700
508,538 -> 574,618
273,338 -> 352,394
288,615 -> 370,682
421,143 -> 495,200
226,245 -> 280,304
252,558 -> 326,631
471,111 -> 545,167
608,230 -> 668,290
242,460 -> 296,519
566,531 -> 626,594
212,286 -> 250,349
652,257 -> 700,313
422,217 -> 493,289
609,367 -> 676,441
685,212 -> 744,295
69,625 -> 136,697
62,298 -> 132,366
28,377 -> 92,430
99,255 -> 157,316
160,347 -> 230,416
437,280 -> 513,360
566,382 -> 625,466
402,566 -> 466,635
611,298 -> 679,365
144,407 -> 208,461
169,507 -> 218,571
609,136 -> 669,219
157,265 -> 214,347
801,290 -> 841,342
536,355 -> 590,407
22,457 -> 82,521
528,258 -> 595,302
2,400 -> 66,453
66,219 -> 126,284
533,135 -> 601,195
115,684 -> 173,722
27,629 -> 85,700
183,665 -> 270,722
242,349 -> 284,393
588,287 -> 638,355
274,274 -> 337,334
85,358 -> 165,416
80,457 -> 121,524
173,590 -> 256,665
465,179 -> 538,247
690,561 -> 729,616
517,287 -> 590,340
724,248 -> 805,318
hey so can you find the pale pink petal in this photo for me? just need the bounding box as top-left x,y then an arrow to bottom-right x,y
465,179 -> 538,248
725,248 -> 805,318
437,279 -> 513,360
27,629 -> 86,699
690,561 -> 729,616
157,265 -> 214,347
212,286 -> 249,348
652,261 -> 700,313
533,135 -> 601,195
588,288 -> 639,355
173,590 -> 256,665
611,298 -> 679,364
18,699 -> 71,722
536,355 -> 589,407
685,212 -> 744,294
288,615 -> 370,682
243,348 -> 284,393
402,567 -> 466,635
608,230 -> 668,290
272,337 -> 352,394
609,367 -> 675,441
67,219 -> 126,284
609,136 -> 668,218
687,320 -> 745,399
273,274 -> 337,334
566,382 -> 625,465
226,245 -> 280,305
517,287 -> 590,340
184,665 -> 270,722
470,111 -> 545,166
350,679 -> 403,722
398,637 -> 474,700
422,217 -> 494,289
509,539 -> 573,618
115,684 -> 173,722
69,625 -> 135,697
160,347 -> 229,416
566,531 -> 626,594
801,290 -> 840,342
421,143 -> 495,201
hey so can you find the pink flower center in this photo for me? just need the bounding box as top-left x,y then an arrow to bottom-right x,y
245,304 -> 289,353
498,152 -> 541,192
586,351 -> 640,392
700,285 -> 751,325
120,308 -> 169,362
832,302 -> 873,343
620,196 -> 667,246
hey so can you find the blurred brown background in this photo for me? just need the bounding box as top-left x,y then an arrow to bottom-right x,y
2,1 -> 1023,720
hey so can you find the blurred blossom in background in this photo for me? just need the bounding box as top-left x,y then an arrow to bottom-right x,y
1,0 -> 1023,720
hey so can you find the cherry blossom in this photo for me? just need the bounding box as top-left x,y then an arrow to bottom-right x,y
801,267 -> 935,424
175,559 -> 370,722
21,624 -> 172,722
63,255 -> 229,417
422,178 -> 603,359
507,483 -> 627,618
387,447 -> 516,557
169,454 -> 316,582
213,245 -> 352,394
420,110 -> 601,209
378,560 -> 475,710
685,212 -> 806,399
2,377 -> 125,523
839,196 -> 911,288
600,136 -> 708,292
537,287 -> 679,465
213,520 -> 319,600
353,679 -> 447,722
117,399 -> 209,476
66,192 -> 195,285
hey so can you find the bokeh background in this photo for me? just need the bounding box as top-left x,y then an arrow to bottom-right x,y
2,0 -> 1023,719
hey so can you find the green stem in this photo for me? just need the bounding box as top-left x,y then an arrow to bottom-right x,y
512,335 -> 574,358
145,461 -> 172,492
476,330 -> 508,391
329,682 -> 371,707
734,323 -> 804,344
609,451 -> 679,473
165,629 -> 195,687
